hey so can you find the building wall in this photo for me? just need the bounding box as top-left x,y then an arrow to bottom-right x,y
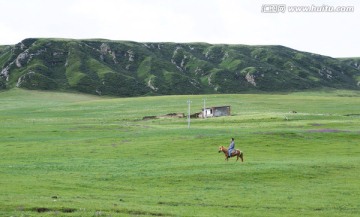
204,109 -> 213,117
213,106 -> 230,117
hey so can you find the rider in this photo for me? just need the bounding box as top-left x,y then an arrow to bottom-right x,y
228,138 -> 235,158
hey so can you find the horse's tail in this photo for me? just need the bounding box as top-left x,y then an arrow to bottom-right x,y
240,151 -> 244,162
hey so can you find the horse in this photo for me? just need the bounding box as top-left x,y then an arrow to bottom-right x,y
218,146 -> 244,162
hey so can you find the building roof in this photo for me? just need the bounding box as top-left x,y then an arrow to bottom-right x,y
202,105 -> 230,110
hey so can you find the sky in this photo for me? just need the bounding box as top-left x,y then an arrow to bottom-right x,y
0,0 -> 359,58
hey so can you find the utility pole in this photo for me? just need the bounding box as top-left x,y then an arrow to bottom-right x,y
203,98 -> 206,119
187,99 -> 191,128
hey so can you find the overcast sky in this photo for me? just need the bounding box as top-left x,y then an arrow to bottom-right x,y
0,0 -> 359,57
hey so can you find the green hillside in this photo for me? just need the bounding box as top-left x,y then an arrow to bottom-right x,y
1,38 -> 360,96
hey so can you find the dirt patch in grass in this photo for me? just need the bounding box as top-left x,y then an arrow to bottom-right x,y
344,113 -> 360,117
115,208 -> 172,216
30,207 -> 76,213
307,129 -> 349,133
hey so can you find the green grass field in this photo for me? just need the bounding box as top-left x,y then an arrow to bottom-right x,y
0,88 -> 359,216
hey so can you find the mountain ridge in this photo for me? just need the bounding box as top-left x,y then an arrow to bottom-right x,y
1,38 -> 359,96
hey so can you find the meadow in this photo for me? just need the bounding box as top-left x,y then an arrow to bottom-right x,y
0,88 -> 359,216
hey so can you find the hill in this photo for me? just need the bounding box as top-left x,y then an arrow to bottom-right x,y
1,38 -> 360,96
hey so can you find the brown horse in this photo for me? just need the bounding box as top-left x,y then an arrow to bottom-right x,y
218,146 -> 244,162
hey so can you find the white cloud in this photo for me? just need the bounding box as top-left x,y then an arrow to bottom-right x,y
0,22 -> 24,44
66,0 -> 227,43
0,0 -> 359,57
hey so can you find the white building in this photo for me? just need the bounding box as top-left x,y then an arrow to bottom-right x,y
200,106 -> 231,118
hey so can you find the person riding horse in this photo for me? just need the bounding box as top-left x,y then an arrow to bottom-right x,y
228,138 -> 235,158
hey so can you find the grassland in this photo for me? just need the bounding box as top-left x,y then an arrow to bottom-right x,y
0,88 -> 359,216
